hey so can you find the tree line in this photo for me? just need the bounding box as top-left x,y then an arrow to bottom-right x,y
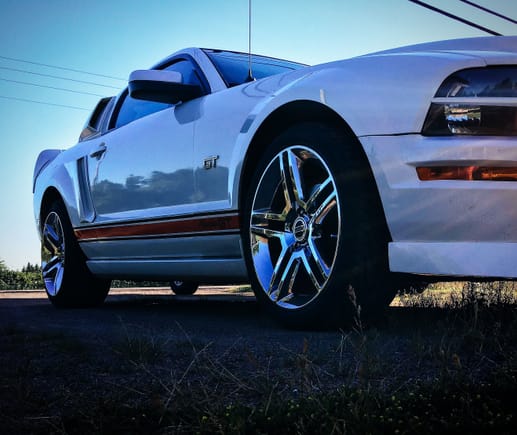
0,259 -> 168,290
0,260 -> 43,290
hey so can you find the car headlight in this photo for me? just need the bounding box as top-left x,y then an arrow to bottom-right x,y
422,66 -> 517,136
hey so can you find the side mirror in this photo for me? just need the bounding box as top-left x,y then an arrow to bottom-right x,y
128,70 -> 203,104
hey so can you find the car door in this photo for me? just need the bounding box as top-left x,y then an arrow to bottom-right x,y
86,59 -> 206,223
192,85 -> 258,209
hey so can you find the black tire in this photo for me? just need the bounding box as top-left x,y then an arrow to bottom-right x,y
170,280 -> 199,295
242,123 -> 396,328
41,200 -> 110,308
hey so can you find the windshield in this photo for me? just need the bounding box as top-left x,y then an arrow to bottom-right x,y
204,49 -> 306,87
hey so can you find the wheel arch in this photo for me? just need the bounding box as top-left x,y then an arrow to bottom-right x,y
238,100 -> 389,238
239,101 -> 345,206
39,187 -> 66,231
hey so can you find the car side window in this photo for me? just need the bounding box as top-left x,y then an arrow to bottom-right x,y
114,59 -> 205,129
165,59 -> 204,88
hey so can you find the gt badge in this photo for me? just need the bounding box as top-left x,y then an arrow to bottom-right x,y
203,155 -> 219,170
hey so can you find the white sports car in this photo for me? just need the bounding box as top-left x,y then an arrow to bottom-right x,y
33,36 -> 517,327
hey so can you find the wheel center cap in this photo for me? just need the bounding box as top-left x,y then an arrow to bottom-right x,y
292,216 -> 309,242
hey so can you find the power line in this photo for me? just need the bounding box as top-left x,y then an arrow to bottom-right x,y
0,54 -> 126,81
408,0 -> 502,35
0,95 -> 89,111
0,77 -> 106,97
459,0 -> 517,25
0,66 -> 122,89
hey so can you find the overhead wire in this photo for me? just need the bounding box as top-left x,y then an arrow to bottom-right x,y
408,0 -> 502,35
0,78 -> 107,97
0,54 -> 126,81
0,55 -> 123,110
0,95 -> 89,111
0,66 -> 122,89
0,54 -> 123,110
459,0 -> 517,25
4,2 -> 510,112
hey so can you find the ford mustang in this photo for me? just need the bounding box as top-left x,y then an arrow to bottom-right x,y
33,36 -> 517,327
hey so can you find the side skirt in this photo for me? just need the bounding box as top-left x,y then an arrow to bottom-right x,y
86,257 -> 248,282
75,211 -> 248,282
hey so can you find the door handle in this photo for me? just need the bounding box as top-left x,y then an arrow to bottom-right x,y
90,143 -> 107,159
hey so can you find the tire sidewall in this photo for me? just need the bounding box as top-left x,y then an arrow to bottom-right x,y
243,123 -> 391,328
170,281 -> 199,295
41,200 -> 109,308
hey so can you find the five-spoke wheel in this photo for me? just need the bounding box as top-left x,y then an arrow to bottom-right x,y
41,211 -> 66,297
41,201 -> 110,308
244,123 -> 395,327
249,145 -> 340,309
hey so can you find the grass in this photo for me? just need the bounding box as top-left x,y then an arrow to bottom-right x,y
394,280 -> 517,308
112,318 -> 169,365
227,285 -> 254,294
1,281 -> 516,433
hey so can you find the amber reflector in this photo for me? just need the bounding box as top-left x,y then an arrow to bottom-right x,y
417,166 -> 517,182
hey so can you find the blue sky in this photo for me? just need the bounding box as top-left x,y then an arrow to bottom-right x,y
0,0 -> 515,269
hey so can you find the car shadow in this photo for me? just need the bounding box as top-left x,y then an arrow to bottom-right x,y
0,291 -> 499,338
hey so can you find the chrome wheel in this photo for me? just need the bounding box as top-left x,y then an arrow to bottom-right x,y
41,211 -> 65,297
40,201 -> 110,308
250,146 -> 340,310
